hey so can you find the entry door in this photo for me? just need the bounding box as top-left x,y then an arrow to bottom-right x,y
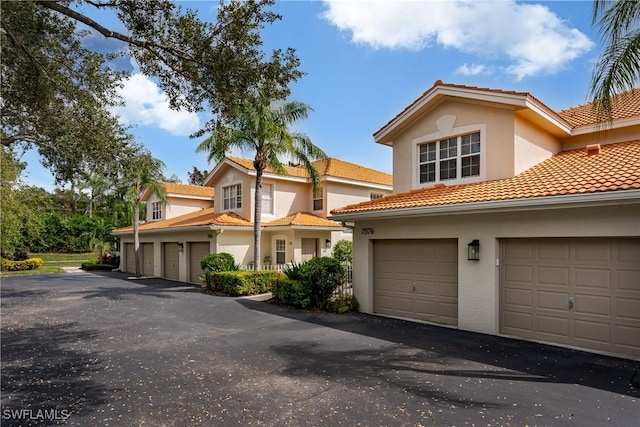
301,238 -> 318,262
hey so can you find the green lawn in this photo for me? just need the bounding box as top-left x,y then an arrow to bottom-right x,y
1,252 -> 95,276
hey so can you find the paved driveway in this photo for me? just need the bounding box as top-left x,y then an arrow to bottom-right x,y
1,272 -> 638,426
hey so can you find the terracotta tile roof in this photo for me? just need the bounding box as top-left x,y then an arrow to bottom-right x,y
162,182 -> 214,198
226,156 -> 392,186
557,89 -> 640,127
113,208 -> 251,233
263,212 -> 342,228
331,140 -> 640,215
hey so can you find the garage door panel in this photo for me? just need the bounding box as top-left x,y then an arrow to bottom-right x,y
189,242 -> 210,284
124,243 -> 134,273
163,242 -> 179,280
501,238 -> 640,359
142,243 -> 154,276
537,291 -> 569,311
373,239 -> 458,326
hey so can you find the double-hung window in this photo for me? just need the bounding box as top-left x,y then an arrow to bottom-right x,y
261,184 -> 273,215
370,193 -> 384,200
151,202 -> 162,220
275,239 -> 286,264
223,184 -> 242,210
313,186 -> 323,211
419,131 -> 481,184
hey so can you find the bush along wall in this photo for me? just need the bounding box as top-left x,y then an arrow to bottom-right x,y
204,270 -> 283,296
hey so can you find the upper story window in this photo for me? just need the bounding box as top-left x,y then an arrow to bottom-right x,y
370,193 -> 384,200
419,131 -> 481,184
151,202 -> 162,220
223,184 -> 242,210
261,183 -> 273,215
313,185 -> 323,211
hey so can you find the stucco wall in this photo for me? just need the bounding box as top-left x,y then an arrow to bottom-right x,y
326,181 -> 392,216
392,100 -> 516,193
214,169 -> 254,221
351,203 -> 640,335
561,124 -> 640,150
514,116 -> 561,174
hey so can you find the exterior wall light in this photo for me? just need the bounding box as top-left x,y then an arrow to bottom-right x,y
177,242 -> 184,252
467,240 -> 480,261
325,239 -> 332,249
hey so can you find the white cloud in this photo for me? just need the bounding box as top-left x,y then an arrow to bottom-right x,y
322,0 -> 594,80
456,63 -> 490,76
111,73 -> 201,136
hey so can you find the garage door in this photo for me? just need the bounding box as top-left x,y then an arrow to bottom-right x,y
500,238 -> 640,358
142,243 -> 154,276
189,242 -> 210,284
163,242 -> 180,281
373,239 -> 458,326
124,243 -> 135,273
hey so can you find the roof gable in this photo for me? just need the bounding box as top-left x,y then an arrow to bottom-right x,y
142,181 -> 214,201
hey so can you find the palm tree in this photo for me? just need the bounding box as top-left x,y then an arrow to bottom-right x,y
590,0 -> 640,120
123,152 -> 167,277
197,90 -> 327,270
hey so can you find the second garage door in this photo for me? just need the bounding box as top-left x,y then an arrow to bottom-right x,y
189,242 -> 210,284
373,239 -> 458,326
124,243 -> 135,273
500,238 -> 640,358
163,242 -> 180,280
142,243 -> 154,276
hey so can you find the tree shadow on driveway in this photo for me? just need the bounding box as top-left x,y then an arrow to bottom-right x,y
237,299 -> 640,398
1,322 -> 111,426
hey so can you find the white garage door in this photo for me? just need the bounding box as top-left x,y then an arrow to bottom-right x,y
124,243 -> 135,273
142,243 -> 154,276
163,242 -> 180,281
373,239 -> 458,326
189,242 -> 210,284
500,238 -> 640,358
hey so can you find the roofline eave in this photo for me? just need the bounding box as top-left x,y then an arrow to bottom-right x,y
329,190 -> 640,221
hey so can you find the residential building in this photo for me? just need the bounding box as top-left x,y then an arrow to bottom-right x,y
330,81 -> 640,359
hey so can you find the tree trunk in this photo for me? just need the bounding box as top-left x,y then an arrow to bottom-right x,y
133,180 -> 142,277
253,167 -> 263,271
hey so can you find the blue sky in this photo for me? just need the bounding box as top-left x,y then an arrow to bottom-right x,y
22,0 -> 602,190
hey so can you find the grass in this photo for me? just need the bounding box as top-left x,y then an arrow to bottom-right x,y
1,252 -> 95,276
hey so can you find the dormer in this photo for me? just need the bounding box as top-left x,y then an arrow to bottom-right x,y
142,182 -> 214,222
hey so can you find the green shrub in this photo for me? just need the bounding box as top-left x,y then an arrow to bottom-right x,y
332,240 -> 353,264
1,257 -> 44,271
272,278 -> 311,308
200,252 -> 238,273
283,261 -> 304,280
299,257 -> 346,310
325,295 -> 360,313
81,262 -> 116,271
205,270 -> 283,296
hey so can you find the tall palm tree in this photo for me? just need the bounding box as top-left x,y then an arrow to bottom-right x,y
197,90 -> 327,270
123,152 -> 167,277
590,0 -> 640,120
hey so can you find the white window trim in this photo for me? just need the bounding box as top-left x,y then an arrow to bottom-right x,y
412,123 -> 486,188
313,185 -> 324,211
273,235 -> 287,265
151,202 -> 162,221
370,192 -> 384,200
260,182 -> 275,218
221,182 -> 243,212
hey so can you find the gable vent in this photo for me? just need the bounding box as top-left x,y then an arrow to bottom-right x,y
586,144 -> 601,155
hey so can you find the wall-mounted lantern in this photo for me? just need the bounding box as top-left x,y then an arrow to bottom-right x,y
467,240 -> 480,261
177,242 -> 184,252
325,239 -> 332,249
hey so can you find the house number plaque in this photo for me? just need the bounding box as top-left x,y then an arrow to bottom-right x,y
361,227 -> 374,235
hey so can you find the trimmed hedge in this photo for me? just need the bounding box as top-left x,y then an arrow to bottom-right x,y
81,263 -> 116,271
200,252 -> 238,272
272,278 -> 311,308
1,257 -> 44,271
204,270 -> 283,296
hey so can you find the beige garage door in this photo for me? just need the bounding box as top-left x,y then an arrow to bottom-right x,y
373,239 -> 458,326
163,242 -> 180,281
142,243 -> 154,276
500,238 -> 640,358
189,242 -> 210,284
124,243 -> 135,273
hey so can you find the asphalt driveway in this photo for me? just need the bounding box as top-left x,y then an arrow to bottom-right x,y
1,271 -> 638,426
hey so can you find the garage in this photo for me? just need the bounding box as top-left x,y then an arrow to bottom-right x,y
163,242 -> 180,280
189,242 -> 210,284
124,243 -> 135,273
500,238 -> 640,358
142,243 -> 154,276
373,239 -> 458,326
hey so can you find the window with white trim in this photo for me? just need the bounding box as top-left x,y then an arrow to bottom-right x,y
275,239 -> 286,264
370,193 -> 384,200
313,185 -> 323,211
223,184 -> 242,210
151,202 -> 162,220
261,184 -> 273,215
419,131 -> 481,184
